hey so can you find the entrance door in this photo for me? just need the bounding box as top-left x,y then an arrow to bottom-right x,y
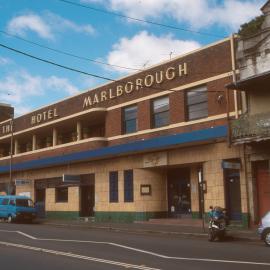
80,185 -> 95,217
257,162 -> 270,219
35,188 -> 46,218
225,170 -> 242,220
167,168 -> 191,218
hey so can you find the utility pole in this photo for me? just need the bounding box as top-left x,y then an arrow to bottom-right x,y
9,113 -> 14,195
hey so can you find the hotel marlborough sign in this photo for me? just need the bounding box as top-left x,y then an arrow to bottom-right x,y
83,63 -> 188,109
0,62 -> 188,133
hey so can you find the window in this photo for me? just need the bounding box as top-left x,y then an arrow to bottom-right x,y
124,170 -> 134,202
109,171 -> 118,203
9,200 -> 15,206
152,96 -> 169,128
123,106 -> 137,134
186,85 -> 208,121
55,187 -> 68,203
1,198 -> 9,205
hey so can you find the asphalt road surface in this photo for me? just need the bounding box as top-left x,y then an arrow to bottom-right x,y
0,222 -> 269,270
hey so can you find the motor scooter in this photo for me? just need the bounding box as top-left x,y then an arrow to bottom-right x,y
208,206 -> 227,242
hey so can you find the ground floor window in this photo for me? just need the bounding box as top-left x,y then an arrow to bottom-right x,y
55,187 -> 68,203
109,171 -> 119,203
124,170 -> 134,202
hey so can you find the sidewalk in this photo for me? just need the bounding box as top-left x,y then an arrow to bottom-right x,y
40,218 -> 259,242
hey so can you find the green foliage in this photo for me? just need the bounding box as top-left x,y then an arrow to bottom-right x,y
238,15 -> 264,37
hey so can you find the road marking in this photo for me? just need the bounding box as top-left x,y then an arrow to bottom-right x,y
0,229 -> 269,266
17,231 -> 37,240
0,241 -> 160,270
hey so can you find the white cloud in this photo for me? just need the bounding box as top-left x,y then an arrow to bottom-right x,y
7,11 -> 94,40
83,0 -> 264,31
45,12 -> 95,36
106,31 -> 200,72
7,14 -> 53,39
0,70 -> 79,116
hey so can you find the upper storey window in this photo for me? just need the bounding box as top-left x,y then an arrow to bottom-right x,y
152,96 -> 169,128
123,105 -> 138,134
186,86 -> 208,121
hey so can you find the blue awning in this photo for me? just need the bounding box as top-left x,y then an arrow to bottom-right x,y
0,125 -> 227,174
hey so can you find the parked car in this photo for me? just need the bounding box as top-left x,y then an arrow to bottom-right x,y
0,195 -> 36,223
258,211 -> 270,247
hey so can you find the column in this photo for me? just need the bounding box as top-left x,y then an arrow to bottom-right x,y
53,128 -> 58,146
14,139 -> 19,155
77,121 -> 82,141
32,134 -> 37,151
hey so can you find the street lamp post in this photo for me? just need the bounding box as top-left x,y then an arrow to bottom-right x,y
8,114 -> 14,195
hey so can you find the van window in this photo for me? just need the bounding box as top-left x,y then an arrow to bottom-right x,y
16,199 -> 34,207
1,199 -> 9,205
9,200 -> 15,206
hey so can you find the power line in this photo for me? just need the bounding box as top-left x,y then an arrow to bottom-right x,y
0,42 -> 116,82
0,30 -> 141,72
0,42 -> 229,94
57,0 -> 225,38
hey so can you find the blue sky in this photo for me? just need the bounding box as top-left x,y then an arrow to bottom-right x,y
0,0 -> 265,116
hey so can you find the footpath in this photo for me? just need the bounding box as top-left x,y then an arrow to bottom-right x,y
41,218 -> 259,242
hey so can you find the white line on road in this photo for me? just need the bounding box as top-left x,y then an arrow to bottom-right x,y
0,229 -> 270,267
17,231 -> 37,240
0,241 -> 160,270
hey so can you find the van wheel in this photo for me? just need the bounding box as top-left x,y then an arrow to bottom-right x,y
7,215 -> 13,223
263,230 -> 270,247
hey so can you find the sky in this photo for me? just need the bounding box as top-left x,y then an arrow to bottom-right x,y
0,0 -> 265,116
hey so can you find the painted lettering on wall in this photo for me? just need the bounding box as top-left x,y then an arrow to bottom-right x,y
31,108 -> 59,125
83,63 -> 188,109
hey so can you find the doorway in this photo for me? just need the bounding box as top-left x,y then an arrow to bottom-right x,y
167,168 -> 191,218
224,170 -> 242,220
35,188 -> 46,218
256,161 -> 270,219
80,174 -> 95,217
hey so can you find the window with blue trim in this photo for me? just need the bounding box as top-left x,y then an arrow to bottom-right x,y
124,170 -> 134,202
109,171 -> 118,203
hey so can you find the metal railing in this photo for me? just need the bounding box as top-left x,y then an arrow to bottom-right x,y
231,112 -> 270,141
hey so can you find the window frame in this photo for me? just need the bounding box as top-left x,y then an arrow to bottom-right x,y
151,96 -> 170,128
124,170 -> 134,203
122,105 -> 138,134
185,85 -> 208,121
55,186 -> 68,203
109,171 -> 119,203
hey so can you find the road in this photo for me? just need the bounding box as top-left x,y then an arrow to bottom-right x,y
0,222 -> 269,270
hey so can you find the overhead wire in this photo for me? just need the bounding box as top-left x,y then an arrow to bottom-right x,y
0,42 -> 230,94
56,0 -> 226,38
0,30 -> 141,72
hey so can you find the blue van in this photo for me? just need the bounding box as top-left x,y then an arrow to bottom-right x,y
0,195 -> 37,223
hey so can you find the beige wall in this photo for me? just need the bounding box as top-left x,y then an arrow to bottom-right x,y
95,169 -> 167,212
0,141 -> 250,218
46,187 -> 80,212
15,181 -> 35,201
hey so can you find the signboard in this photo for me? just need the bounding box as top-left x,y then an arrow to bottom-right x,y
140,185 -> 152,196
15,179 -> 31,186
143,152 -> 167,168
222,161 -> 241,170
18,192 -> 31,198
62,174 -> 81,183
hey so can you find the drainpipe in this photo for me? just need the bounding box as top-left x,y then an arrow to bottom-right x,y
230,34 -> 239,119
